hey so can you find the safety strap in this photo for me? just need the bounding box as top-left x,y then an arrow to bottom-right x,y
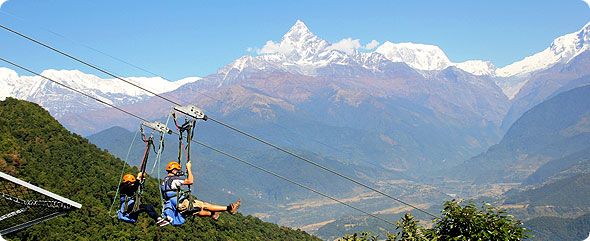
108,129 -> 140,218
131,191 -> 142,213
171,110 -> 201,214
122,194 -> 131,214
150,113 -> 172,213
131,127 -> 155,213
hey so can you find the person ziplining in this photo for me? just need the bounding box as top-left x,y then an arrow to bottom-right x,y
160,105 -> 241,226
161,161 -> 241,226
117,172 -> 170,226
113,121 -> 171,226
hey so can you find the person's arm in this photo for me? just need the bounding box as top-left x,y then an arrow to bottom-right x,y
183,162 -> 194,185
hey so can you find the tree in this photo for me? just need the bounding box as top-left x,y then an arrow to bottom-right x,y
343,200 -> 532,241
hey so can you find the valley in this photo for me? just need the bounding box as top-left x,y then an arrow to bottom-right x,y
2,18 -> 590,240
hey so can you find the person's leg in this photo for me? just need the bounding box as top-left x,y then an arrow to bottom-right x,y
194,210 -> 212,217
138,204 -> 160,222
203,199 -> 241,214
124,202 -> 140,220
201,201 -> 228,212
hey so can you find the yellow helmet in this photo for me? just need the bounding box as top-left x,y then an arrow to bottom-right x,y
166,161 -> 181,172
122,174 -> 136,183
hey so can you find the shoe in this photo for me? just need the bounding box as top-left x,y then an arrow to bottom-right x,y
211,212 -> 220,220
229,199 -> 241,215
156,217 -> 170,227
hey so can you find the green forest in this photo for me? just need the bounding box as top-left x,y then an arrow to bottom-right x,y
0,97 -> 319,240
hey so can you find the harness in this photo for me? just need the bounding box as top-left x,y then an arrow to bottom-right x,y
161,175 -> 184,200
121,194 -> 135,214
117,181 -> 139,222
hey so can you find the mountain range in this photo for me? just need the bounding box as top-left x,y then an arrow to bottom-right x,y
1,18 -> 589,185
2,19 -> 590,237
456,84 -> 590,184
0,67 -> 200,117
2,20 -> 590,129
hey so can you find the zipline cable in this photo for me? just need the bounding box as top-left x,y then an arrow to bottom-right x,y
184,136 -> 399,226
0,56 -> 402,226
0,13 -> 379,171
0,24 -> 437,218
207,116 -> 438,218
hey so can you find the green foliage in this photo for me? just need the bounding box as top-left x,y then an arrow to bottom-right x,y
0,98 -> 319,240
428,200 -> 531,240
341,232 -> 378,241
342,200 -> 531,241
387,213 -> 428,241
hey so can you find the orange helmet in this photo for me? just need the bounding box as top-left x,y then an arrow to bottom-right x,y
166,161 -> 181,172
122,174 -> 136,183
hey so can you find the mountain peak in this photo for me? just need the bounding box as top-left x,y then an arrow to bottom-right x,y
375,41 -> 452,70
284,20 -> 311,39
497,20 -> 590,78
281,20 -> 319,47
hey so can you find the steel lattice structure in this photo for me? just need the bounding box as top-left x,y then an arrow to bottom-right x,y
0,171 -> 82,235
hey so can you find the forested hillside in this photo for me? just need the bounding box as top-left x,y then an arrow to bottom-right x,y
0,97 -> 319,240
457,84 -> 590,183
525,214 -> 590,241
505,173 -> 590,208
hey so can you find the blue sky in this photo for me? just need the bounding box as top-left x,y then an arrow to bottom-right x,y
0,0 -> 589,81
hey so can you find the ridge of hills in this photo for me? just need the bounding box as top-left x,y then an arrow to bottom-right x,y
524,213 -> 590,241
454,84 -> 590,184
429,84 -> 590,238
501,52 -> 590,130
0,97 -> 319,240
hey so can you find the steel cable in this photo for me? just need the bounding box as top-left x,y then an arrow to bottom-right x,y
0,23 -> 438,218
0,57 -> 402,226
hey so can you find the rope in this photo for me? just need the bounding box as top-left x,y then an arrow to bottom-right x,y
0,11 -> 164,79
107,129 -> 140,217
148,114 -> 172,212
149,113 -> 172,175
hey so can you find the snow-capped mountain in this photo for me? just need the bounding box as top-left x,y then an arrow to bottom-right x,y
375,41 -> 452,71
216,19 -> 590,100
0,68 -> 200,117
213,20 -> 494,85
453,60 -> 496,76
375,41 -> 496,75
497,22 -> 590,78
494,21 -> 590,98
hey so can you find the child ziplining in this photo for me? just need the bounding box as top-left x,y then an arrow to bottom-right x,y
117,172 -> 170,226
